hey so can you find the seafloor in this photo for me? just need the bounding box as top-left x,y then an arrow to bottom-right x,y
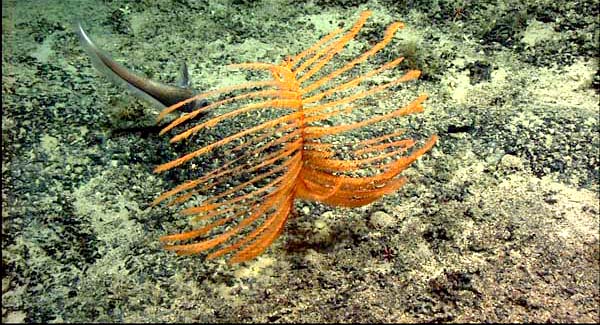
2,0 -> 598,323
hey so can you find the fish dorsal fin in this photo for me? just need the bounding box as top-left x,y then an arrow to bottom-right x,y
179,62 -> 191,88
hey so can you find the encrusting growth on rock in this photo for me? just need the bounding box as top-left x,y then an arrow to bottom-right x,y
152,10 -> 437,264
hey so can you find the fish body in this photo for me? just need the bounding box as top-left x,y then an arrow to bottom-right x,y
75,23 -> 208,113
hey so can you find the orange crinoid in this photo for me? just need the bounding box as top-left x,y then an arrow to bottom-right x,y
152,10 -> 437,264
